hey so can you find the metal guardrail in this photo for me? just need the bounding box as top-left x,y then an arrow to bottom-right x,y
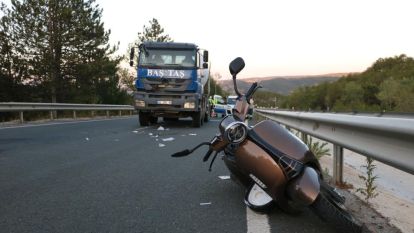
255,109 -> 414,183
0,102 -> 135,123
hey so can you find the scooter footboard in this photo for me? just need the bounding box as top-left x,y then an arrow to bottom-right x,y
286,167 -> 320,206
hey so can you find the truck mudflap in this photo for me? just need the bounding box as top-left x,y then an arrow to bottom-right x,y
134,92 -> 201,112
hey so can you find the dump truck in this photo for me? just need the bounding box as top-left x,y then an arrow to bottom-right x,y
130,42 -> 210,127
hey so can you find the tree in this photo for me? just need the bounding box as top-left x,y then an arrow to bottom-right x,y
1,0 -> 122,104
0,2 -> 32,102
118,67 -> 135,92
210,73 -> 228,97
253,90 -> 284,108
377,78 -> 414,112
136,18 -> 172,43
123,18 -> 173,92
127,18 -> 172,58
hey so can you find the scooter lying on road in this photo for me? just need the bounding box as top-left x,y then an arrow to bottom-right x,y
171,57 -> 362,233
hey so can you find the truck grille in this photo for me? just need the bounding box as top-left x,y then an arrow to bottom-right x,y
140,78 -> 191,92
148,104 -> 181,108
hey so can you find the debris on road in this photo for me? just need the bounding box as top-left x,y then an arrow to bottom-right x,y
189,133 -> 197,136
132,130 -> 139,134
157,126 -> 165,131
158,143 -> 166,148
218,176 -> 231,180
162,137 -> 175,142
85,137 -> 90,141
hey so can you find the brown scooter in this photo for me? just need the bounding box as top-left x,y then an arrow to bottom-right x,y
172,57 -> 362,233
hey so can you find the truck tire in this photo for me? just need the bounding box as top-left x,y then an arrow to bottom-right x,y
192,112 -> 202,128
139,112 -> 150,126
150,116 -> 158,124
204,109 -> 210,122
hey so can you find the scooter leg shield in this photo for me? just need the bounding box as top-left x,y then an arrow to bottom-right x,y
286,167 -> 320,206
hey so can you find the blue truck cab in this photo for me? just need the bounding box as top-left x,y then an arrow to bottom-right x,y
130,42 -> 210,127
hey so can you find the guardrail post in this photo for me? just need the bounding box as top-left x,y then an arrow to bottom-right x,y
106,110 -> 110,118
73,110 -> 77,119
333,144 -> 344,185
130,110 -> 132,116
19,111 -> 24,123
119,110 -> 122,117
91,111 -> 95,118
50,111 -> 53,120
301,132 -> 308,143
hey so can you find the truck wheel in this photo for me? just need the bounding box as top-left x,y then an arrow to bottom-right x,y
150,116 -> 158,124
204,110 -> 210,122
192,112 -> 202,128
139,112 -> 150,126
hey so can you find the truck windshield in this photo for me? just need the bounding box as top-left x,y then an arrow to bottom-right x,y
139,49 -> 196,68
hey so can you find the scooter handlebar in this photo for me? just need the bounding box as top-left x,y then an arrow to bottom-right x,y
171,149 -> 191,157
245,82 -> 261,103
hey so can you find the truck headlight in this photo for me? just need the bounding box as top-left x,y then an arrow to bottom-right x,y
135,100 -> 145,107
184,102 -> 195,109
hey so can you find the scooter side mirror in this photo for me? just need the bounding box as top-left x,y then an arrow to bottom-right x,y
229,57 -> 245,77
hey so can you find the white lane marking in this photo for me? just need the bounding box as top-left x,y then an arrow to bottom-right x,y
200,202 -> 212,206
0,116 -> 137,130
246,207 -> 271,233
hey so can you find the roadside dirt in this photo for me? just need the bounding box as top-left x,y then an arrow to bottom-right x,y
320,152 -> 414,233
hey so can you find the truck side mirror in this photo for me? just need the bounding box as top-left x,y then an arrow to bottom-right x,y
203,50 -> 209,62
203,63 -> 208,69
129,48 -> 135,67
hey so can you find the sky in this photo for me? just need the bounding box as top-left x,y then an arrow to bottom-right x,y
4,0 -> 414,78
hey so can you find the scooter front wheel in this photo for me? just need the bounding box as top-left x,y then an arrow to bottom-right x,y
244,183 -> 275,212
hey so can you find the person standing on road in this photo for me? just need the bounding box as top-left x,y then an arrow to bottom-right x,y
209,96 -> 216,117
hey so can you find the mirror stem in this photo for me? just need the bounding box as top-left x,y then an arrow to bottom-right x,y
233,75 -> 242,97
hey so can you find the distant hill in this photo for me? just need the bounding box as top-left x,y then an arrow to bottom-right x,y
217,74 -> 346,95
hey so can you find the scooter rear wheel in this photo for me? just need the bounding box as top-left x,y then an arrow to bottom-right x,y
311,184 -> 362,233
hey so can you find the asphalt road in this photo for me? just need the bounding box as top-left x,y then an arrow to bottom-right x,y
0,117 -> 335,233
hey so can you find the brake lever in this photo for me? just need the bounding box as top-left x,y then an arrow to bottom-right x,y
203,148 -> 214,162
208,151 -> 219,172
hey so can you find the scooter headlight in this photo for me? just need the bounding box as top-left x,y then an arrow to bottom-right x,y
225,122 -> 248,144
